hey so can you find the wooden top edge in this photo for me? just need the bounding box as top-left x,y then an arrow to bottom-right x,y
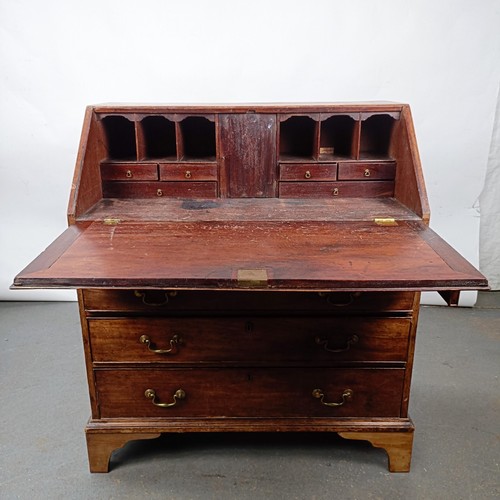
91,102 -> 407,114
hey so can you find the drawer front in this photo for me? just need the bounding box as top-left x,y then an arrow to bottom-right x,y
95,367 -> 405,418
337,162 -> 396,180
82,290 -> 415,314
100,163 -> 159,181
279,181 -> 394,198
102,181 -> 218,198
279,163 -> 337,181
88,316 -> 411,363
159,163 -> 218,181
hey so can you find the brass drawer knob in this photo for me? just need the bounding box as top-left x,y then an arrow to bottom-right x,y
140,334 -> 181,355
315,334 -> 359,353
156,188 -> 163,197
144,388 -> 186,408
312,388 -> 353,407
364,168 -> 371,177
332,187 -> 339,196
185,170 -> 192,179
126,169 -> 133,178
304,170 -> 311,179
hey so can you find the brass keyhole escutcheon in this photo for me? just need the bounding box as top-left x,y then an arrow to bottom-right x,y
364,169 -> 371,177
126,170 -> 132,178
332,188 -> 339,196
157,189 -> 163,197
185,171 -> 192,179
304,170 -> 311,179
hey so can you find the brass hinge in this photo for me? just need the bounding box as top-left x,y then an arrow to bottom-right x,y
374,217 -> 398,226
103,218 -> 121,225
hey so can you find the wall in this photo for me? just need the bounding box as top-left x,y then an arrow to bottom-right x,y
479,87 -> 500,290
1,0 -> 499,302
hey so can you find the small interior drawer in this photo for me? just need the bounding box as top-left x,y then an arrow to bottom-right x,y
100,163 -> 159,181
159,163 -> 218,181
337,162 -> 396,180
279,163 -> 337,181
95,367 -> 405,418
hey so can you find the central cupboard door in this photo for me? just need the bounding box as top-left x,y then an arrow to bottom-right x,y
219,114 -> 277,197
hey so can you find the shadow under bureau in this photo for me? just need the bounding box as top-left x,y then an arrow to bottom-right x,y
13,103 -> 488,472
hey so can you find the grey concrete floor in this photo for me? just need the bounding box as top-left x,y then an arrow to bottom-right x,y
0,299 -> 499,500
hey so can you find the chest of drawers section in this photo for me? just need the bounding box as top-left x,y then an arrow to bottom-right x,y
80,289 -> 418,471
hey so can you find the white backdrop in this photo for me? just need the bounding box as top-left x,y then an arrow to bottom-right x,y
1,0 -> 500,303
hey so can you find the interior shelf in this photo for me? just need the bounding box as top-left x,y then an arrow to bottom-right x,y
101,116 -> 137,160
319,115 -> 356,160
140,116 -> 177,160
279,116 -> 317,160
179,117 -> 216,161
360,114 -> 395,158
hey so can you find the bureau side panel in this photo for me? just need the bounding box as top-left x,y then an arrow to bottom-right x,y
77,289 -> 100,419
68,109 -> 105,224
400,292 -> 420,417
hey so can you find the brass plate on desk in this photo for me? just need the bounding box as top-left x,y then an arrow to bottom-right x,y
237,269 -> 269,287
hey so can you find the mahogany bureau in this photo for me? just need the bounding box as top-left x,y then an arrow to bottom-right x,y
13,103 -> 488,472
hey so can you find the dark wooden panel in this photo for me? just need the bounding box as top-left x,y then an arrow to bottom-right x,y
95,367 -> 405,418
13,220 -> 488,291
338,162 -> 396,181
88,316 -> 410,363
102,181 -> 217,198
159,163 -> 217,181
279,163 -> 337,181
279,181 -> 394,198
100,163 -> 158,181
219,114 -> 277,197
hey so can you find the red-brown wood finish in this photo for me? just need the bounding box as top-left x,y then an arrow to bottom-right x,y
12,103 -> 488,474
81,289 -> 416,313
219,113 -> 277,197
88,316 -> 411,364
13,220 -> 487,291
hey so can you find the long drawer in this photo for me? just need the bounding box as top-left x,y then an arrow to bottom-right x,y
83,290 -> 415,314
88,316 -> 411,364
95,367 -> 405,418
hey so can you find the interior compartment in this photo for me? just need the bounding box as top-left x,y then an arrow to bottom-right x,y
360,114 -> 395,158
320,115 -> 356,159
101,116 -> 137,160
141,116 -> 176,159
279,116 -> 317,160
179,117 -> 216,160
